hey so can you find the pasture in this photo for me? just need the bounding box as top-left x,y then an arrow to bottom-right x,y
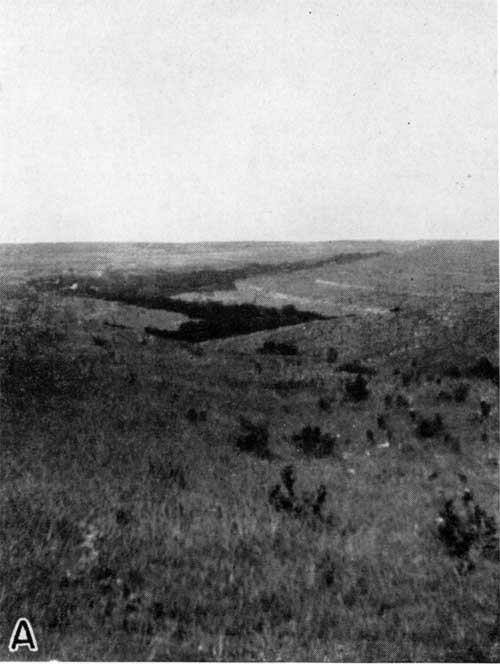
0,241 -> 498,660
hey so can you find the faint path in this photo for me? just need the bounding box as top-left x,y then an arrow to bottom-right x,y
315,279 -> 374,291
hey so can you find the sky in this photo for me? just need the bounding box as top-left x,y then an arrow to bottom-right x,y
0,0 -> 497,243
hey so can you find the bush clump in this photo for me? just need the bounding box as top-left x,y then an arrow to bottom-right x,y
337,360 -> 376,376
258,340 -> 299,356
466,357 -> 499,386
269,465 -> 328,522
417,413 -> 444,438
326,347 -> 338,363
318,396 -> 332,412
292,425 -> 337,457
236,417 -> 271,458
453,383 -> 470,403
344,374 -> 370,401
443,364 -> 462,379
436,489 -> 499,573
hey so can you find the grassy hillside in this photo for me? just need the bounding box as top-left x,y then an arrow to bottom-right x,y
0,242 -> 498,661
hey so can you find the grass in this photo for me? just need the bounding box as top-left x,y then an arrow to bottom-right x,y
0,242 -> 499,661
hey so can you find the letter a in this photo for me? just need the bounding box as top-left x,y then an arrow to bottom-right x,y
8,617 -> 38,652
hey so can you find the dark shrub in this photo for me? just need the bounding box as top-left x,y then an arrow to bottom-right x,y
318,396 -> 331,412
269,465 -> 328,522
437,390 -> 453,402
326,347 -> 338,363
453,383 -> 470,403
345,374 -> 370,401
480,399 -> 491,418
466,357 -> 499,386
292,425 -> 337,457
377,414 -> 386,429
384,394 -> 392,408
417,413 -> 444,438
337,360 -> 376,376
443,365 -> 462,379
259,340 -> 299,356
236,417 -> 271,458
436,491 -> 499,572
401,372 -> 412,387
395,393 -> 410,408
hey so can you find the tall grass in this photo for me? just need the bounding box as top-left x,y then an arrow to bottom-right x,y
0,288 -> 498,661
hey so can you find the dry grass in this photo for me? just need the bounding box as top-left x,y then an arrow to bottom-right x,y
0,243 -> 499,661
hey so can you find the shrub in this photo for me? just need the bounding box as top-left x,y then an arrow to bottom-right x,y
259,340 -> 299,356
236,417 -> 271,458
417,413 -> 444,438
395,393 -> 410,408
292,425 -> 337,457
269,465 -> 328,522
480,399 -> 491,418
337,360 -> 376,376
443,364 -> 462,379
401,371 -> 412,387
466,357 -> 499,386
345,374 -> 370,401
318,396 -> 331,412
436,490 -> 499,572
453,383 -> 470,403
326,347 -> 338,363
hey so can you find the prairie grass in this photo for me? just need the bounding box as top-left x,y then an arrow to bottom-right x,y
0,265 -> 499,661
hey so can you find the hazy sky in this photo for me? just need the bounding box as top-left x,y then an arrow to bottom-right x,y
1,0 -> 497,242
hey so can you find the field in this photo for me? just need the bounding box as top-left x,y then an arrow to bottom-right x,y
0,241 -> 499,661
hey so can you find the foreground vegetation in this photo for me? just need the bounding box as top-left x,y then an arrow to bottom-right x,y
1,243 -> 499,661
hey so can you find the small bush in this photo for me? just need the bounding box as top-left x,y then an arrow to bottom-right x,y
466,357 -> 499,386
337,360 -> 376,376
318,396 -> 331,412
269,465 -> 328,522
236,417 -> 271,458
258,340 -> 299,356
417,413 -> 444,438
395,393 -> 410,408
326,347 -> 338,363
436,490 -> 499,572
453,383 -> 470,403
437,390 -> 453,402
443,364 -> 462,379
480,399 -> 491,418
401,371 -> 412,387
292,425 -> 337,457
345,374 -> 370,401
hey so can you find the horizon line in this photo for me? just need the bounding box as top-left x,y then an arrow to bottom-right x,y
0,238 -> 498,246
